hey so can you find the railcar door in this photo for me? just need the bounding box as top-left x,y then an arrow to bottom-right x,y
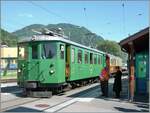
28,43 -> 40,81
65,45 -> 71,80
66,46 -> 76,81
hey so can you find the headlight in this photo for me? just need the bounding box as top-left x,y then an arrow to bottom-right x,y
18,69 -> 21,73
50,70 -> 55,74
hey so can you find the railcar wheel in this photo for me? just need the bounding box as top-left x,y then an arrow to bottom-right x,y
71,83 -> 76,89
53,86 -> 63,94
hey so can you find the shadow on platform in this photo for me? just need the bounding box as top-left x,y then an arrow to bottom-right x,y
4,107 -> 41,112
114,106 -> 149,112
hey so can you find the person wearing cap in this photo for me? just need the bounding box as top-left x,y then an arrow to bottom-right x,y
99,55 -> 110,97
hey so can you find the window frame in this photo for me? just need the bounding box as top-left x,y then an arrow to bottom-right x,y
31,44 -> 38,59
84,51 -> 88,64
78,49 -> 82,64
94,54 -> 97,64
18,43 -> 28,60
41,42 -> 57,59
90,52 -> 93,64
71,48 -> 75,63
60,44 -> 65,59
98,55 -> 102,64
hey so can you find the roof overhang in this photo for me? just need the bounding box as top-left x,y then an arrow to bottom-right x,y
119,27 -> 149,53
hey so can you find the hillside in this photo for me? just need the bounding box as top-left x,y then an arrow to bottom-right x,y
12,23 -> 104,47
0,28 -> 18,47
1,23 -> 127,61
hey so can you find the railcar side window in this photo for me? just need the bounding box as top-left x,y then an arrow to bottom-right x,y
32,45 -> 38,59
71,48 -> 75,63
98,55 -> 101,64
42,43 -> 56,59
94,54 -> 97,64
18,46 -> 27,59
78,50 -> 82,64
90,53 -> 93,64
85,52 -> 88,64
60,44 -> 64,59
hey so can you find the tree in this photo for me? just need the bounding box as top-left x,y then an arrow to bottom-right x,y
97,40 -> 121,57
96,40 -> 128,63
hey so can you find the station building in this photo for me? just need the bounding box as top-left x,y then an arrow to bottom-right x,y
119,27 -> 149,100
0,45 -> 17,69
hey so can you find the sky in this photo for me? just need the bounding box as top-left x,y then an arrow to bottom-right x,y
1,0 -> 149,42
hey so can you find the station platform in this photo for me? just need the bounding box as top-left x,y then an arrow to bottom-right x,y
2,76 -> 149,112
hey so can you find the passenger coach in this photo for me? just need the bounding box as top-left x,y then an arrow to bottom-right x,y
17,34 -> 106,92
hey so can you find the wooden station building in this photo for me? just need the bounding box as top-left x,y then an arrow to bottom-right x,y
119,27 -> 149,101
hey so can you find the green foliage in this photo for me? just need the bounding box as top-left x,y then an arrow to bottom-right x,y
0,28 -> 18,46
12,24 -> 45,38
1,23 -> 127,62
97,40 -> 121,57
96,40 -> 128,62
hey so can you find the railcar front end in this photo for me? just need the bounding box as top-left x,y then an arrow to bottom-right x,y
17,41 -> 66,92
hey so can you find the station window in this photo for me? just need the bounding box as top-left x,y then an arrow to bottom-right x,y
14,59 -> 17,64
71,48 -> 75,63
94,54 -> 97,64
60,44 -> 64,59
90,53 -> 93,64
85,52 -> 88,64
78,50 -> 82,64
10,59 -> 13,64
5,59 -> 7,63
42,43 -> 56,59
32,44 -> 38,59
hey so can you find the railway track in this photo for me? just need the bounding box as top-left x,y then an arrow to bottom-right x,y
0,78 -> 17,83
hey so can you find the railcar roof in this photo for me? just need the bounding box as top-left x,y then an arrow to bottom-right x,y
18,35 -> 106,54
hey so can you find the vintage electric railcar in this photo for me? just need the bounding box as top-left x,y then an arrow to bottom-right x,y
17,33 -> 121,92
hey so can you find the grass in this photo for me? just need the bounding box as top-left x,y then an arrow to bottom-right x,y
1,71 -> 17,79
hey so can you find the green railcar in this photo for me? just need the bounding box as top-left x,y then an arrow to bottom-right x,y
17,34 -> 106,91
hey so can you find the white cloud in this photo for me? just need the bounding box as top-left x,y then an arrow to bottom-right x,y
18,13 -> 33,18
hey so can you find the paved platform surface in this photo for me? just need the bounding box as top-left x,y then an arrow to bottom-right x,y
1,76 -> 149,112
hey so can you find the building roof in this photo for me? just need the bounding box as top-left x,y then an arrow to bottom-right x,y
119,27 -> 149,52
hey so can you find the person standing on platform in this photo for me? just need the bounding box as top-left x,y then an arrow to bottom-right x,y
113,66 -> 122,98
99,55 -> 110,97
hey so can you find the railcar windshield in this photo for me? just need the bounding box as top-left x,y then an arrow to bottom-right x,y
41,43 -> 56,59
32,44 -> 38,59
18,44 -> 28,60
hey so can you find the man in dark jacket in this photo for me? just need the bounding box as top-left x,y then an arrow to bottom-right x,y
113,66 -> 122,98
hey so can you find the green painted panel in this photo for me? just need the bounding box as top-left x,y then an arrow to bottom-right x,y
17,40 -> 106,86
135,51 -> 148,78
69,46 -> 105,81
18,41 -> 66,85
